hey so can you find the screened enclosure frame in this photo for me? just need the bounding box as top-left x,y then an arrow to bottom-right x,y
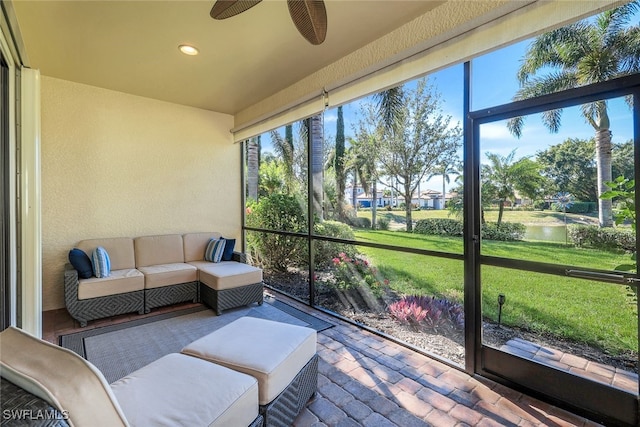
242,63 -> 640,425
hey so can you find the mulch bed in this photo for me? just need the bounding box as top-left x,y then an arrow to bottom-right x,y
264,270 -> 638,374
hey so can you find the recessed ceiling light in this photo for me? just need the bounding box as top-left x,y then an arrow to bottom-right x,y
179,45 -> 199,56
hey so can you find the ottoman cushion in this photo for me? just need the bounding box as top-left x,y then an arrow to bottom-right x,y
181,317 -> 316,405
111,353 -> 259,427
191,261 -> 262,290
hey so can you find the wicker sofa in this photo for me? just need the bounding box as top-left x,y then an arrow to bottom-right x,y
65,232 -> 263,327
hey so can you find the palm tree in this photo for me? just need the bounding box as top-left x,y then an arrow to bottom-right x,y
428,156 -> 462,210
309,114 -> 324,220
334,106 -> 347,219
482,150 -> 520,226
270,127 -> 295,192
246,136 -> 260,201
508,1 -> 640,227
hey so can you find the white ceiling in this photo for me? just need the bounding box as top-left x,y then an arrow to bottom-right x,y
11,0 -> 444,115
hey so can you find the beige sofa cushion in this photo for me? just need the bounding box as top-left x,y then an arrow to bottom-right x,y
0,326 -> 129,427
77,237 -> 135,270
193,261 -> 263,290
183,232 -> 222,262
134,234 -> 185,268
182,317 -> 316,405
78,269 -> 144,300
137,263 -> 197,289
111,353 -> 258,427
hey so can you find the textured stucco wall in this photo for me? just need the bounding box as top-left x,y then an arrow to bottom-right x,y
41,76 -> 237,310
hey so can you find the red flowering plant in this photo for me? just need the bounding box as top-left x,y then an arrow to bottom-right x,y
328,252 -> 389,297
388,295 -> 464,333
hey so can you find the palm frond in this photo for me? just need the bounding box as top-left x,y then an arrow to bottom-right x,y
374,87 -> 404,133
507,116 -> 525,138
615,27 -> 640,73
580,102 -> 599,129
541,108 -> 563,133
513,71 -> 578,101
517,24 -> 588,83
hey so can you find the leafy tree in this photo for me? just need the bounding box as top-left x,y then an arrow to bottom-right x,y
507,1 -> 640,227
258,160 -> 286,196
377,78 -> 462,232
612,140 -> 635,182
536,138 -> 597,201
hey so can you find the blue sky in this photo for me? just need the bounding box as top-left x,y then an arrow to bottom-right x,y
263,13 -> 637,196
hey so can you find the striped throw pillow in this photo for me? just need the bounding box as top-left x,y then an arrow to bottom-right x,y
204,239 -> 226,263
92,246 -> 111,278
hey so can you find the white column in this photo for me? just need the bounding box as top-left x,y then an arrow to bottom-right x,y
20,67 -> 42,337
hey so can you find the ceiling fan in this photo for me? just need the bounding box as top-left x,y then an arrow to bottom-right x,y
210,0 -> 327,45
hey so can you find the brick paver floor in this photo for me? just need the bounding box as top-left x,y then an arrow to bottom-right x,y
501,338 -> 638,394
286,296 -> 603,427
44,292 -> 605,426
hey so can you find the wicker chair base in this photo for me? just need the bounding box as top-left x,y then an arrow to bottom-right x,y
260,354 -> 318,427
249,414 -> 264,427
144,281 -> 198,313
200,281 -> 264,315
1,378 -> 70,426
65,267 -> 145,327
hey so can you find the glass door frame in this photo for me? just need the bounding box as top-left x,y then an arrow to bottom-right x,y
464,69 -> 640,426
0,52 -> 9,331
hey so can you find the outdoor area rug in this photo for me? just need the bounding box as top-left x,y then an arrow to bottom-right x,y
59,297 -> 332,383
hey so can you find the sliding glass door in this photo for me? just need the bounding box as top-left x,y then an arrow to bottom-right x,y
1,52 -> 10,331
469,76 -> 640,426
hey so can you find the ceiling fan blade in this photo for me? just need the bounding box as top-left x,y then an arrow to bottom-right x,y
287,0 -> 327,45
210,0 -> 262,20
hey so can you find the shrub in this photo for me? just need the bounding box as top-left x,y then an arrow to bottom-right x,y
414,218 -> 463,236
245,194 -> 307,271
481,222 -> 526,241
568,224 -> 635,252
388,295 -> 464,332
352,217 -> 371,229
551,201 -> 596,213
329,252 -> 389,296
313,221 -> 357,267
377,217 -> 390,230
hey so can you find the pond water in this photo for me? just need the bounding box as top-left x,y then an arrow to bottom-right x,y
524,225 -> 568,243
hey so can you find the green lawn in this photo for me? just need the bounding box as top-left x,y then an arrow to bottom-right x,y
357,208 -> 599,226
352,229 -> 637,355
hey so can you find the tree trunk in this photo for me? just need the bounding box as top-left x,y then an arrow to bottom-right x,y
352,172 -> 358,210
442,173 -> 447,210
595,128 -> 613,227
246,138 -> 259,201
497,201 -> 504,226
310,114 -> 324,220
371,181 -> 377,229
405,189 -> 413,232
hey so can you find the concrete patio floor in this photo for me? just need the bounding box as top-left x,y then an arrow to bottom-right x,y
44,292 -> 604,426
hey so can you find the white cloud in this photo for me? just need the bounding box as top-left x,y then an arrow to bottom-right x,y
479,122 -> 513,140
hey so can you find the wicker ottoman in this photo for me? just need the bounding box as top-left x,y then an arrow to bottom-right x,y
111,353 -> 263,427
181,317 -> 318,427
197,261 -> 264,315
